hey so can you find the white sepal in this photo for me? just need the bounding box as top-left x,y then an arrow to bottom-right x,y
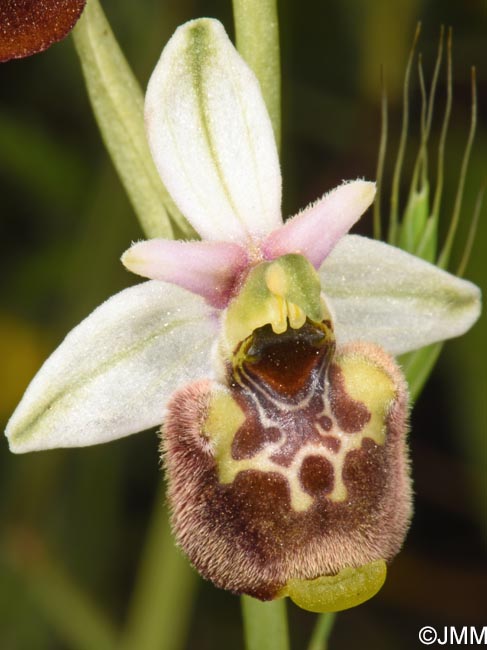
145,18 -> 282,244
320,235 -> 481,355
6,281 -> 218,452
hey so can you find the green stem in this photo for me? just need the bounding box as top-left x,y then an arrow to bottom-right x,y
437,67 -> 477,269
241,596 -> 290,650
373,68 -> 387,241
431,27 -> 452,223
388,23 -> 421,245
232,0 -> 281,151
72,0 -> 190,239
307,613 -> 336,650
121,482 -> 198,650
456,184 -> 484,278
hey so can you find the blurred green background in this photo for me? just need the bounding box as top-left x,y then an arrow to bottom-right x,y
0,1 -> 485,648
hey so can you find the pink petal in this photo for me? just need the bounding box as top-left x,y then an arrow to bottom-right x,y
262,180 -> 376,269
122,239 -> 249,308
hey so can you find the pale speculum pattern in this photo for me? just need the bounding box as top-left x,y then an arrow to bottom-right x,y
227,320 -> 380,512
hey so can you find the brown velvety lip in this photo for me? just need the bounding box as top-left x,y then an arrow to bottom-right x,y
0,0 -> 86,62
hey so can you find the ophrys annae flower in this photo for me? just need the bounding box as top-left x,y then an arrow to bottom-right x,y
5,18 -> 481,613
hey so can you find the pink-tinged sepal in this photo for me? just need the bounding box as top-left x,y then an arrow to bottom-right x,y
262,181 -> 376,268
122,239 -> 249,307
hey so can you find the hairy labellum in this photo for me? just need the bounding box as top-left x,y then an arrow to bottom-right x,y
162,255 -> 411,611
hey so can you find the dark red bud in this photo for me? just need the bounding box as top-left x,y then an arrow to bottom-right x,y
0,0 -> 86,62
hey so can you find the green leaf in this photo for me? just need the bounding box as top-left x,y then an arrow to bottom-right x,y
415,213 -> 438,263
72,0 -> 190,239
399,343 -> 442,401
398,183 -> 430,256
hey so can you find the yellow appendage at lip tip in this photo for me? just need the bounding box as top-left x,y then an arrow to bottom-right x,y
280,560 -> 387,613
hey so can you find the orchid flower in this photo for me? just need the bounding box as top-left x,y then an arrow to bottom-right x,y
5,19 -> 480,613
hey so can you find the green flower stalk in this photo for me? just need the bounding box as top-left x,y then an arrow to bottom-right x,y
4,17 -> 481,617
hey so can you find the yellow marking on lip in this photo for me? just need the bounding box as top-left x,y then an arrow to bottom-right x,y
203,388 -> 245,459
204,388 -> 314,511
336,353 -> 397,447
206,344 -> 400,511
